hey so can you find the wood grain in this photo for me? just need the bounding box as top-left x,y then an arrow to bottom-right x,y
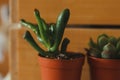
0,0 -> 9,77
0,0 -> 9,24
18,0 -> 120,25
9,0 -> 120,80
9,27 -> 19,80
12,27 -> 120,80
0,52 -> 9,77
9,0 -> 19,22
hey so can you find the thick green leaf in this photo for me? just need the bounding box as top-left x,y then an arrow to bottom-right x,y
23,30 -> 46,56
34,9 -> 51,49
50,8 -> 70,52
103,43 -> 116,53
116,41 -> 120,52
89,48 -> 101,58
20,19 -> 39,35
108,36 -> 117,46
97,35 -> 108,50
60,38 -> 70,54
89,38 -> 97,48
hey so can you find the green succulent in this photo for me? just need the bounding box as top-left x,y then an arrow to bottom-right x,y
88,34 -> 120,59
20,8 -> 71,59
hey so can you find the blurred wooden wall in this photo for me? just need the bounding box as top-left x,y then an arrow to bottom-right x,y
0,0 -> 8,24
9,0 -> 120,80
17,0 -> 120,25
0,0 -> 9,77
0,52 -> 9,77
0,0 -> 8,5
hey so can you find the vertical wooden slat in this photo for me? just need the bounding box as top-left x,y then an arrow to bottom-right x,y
9,0 -> 19,22
9,0 -> 19,80
9,26 -> 19,80
16,27 -> 120,80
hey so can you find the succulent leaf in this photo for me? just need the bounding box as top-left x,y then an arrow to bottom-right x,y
89,48 -> 101,58
50,9 -> 70,52
101,50 -> 112,59
23,30 -> 46,56
49,23 -> 56,45
41,18 -> 48,31
97,35 -> 108,50
89,38 -> 97,48
102,43 -> 116,59
49,23 -> 56,33
88,34 -> 120,59
20,19 -> 39,35
116,40 -> 120,52
60,38 -> 70,54
108,36 -> 117,46
103,43 -> 116,52
34,9 -> 51,49
20,19 -> 46,45
97,34 -> 108,39
117,51 -> 120,59
21,9 -> 71,58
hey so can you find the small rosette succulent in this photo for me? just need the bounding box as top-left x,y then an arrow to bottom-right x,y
88,34 -> 120,59
20,8 -> 71,59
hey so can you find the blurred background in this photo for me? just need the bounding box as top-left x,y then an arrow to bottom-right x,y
0,0 -> 120,80
0,0 -> 10,80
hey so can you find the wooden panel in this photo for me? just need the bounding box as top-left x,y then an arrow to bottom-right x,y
9,0 -> 120,80
9,27 -> 19,80
18,0 -> 120,25
0,0 -> 9,24
9,0 -> 19,22
0,0 -> 9,76
0,52 -> 9,77
0,0 -> 8,5
12,27 -> 120,80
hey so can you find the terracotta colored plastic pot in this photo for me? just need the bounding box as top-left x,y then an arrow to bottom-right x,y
38,53 -> 85,80
88,56 -> 120,80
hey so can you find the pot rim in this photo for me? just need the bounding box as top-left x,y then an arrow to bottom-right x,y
38,52 -> 85,69
88,56 -> 120,61
88,56 -> 120,69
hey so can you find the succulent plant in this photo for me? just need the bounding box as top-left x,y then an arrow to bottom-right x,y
88,34 -> 120,59
20,8 -> 71,59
